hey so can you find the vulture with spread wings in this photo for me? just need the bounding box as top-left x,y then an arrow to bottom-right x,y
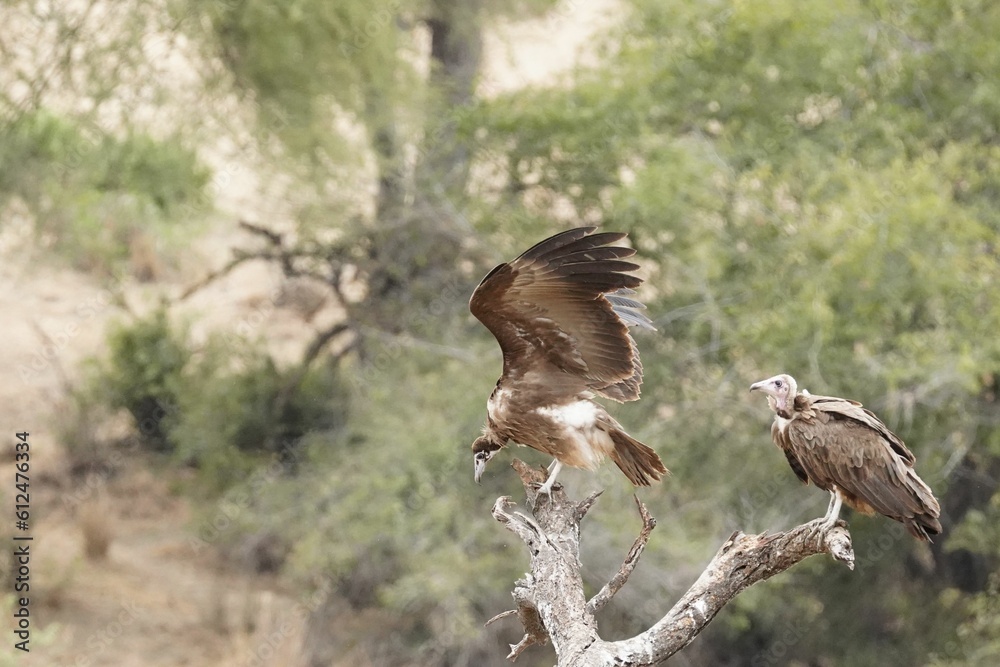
469,227 -> 667,494
751,374 -> 942,541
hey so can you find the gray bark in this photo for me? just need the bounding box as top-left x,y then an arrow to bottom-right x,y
489,460 -> 856,665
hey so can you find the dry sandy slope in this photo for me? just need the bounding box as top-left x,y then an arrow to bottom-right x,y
0,1 -> 621,664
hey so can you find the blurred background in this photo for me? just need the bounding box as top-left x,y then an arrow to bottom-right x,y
1,0 -> 998,665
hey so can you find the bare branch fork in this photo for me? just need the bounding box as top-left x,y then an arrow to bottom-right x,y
177,221 -> 357,424
488,459 -> 855,666
180,221 -> 351,303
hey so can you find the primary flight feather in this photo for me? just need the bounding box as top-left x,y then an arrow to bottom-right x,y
470,227 -> 667,494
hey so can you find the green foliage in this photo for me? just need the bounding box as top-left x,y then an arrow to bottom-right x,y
98,308 -> 190,451
55,0 -> 1000,663
0,109 -> 208,274
87,308 -> 348,490
171,343 -> 350,490
183,0 -> 413,158
164,0 -> 1000,662
935,574 -> 1000,666
239,340 -> 522,662
93,132 -> 210,216
0,110 -> 87,199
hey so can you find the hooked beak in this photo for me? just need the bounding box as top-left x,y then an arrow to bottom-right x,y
474,458 -> 487,484
749,380 -> 766,393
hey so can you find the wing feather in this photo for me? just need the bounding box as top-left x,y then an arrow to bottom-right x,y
786,404 -> 940,529
470,227 -> 651,401
807,396 -> 915,464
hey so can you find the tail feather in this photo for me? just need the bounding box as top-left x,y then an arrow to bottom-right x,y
902,469 -> 942,542
905,514 -> 943,542
608,430 -> 668,486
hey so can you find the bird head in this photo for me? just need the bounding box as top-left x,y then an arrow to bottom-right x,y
472,436 -> 502,483
749,374 -> 798,415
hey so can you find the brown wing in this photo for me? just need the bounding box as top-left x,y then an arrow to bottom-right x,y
470,227 -> 653,402
772,419 -> 809,484
807,396 -> 916,465
785,402 -> 941,539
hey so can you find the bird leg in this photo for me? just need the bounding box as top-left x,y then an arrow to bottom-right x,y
535,460 -> 564,497
805,490 -> 844,545
805,490 -> 845,545
822,490 -> 844,530
823,491 -> 837,521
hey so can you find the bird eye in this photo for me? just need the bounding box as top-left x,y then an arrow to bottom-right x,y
775,380 -> 783,388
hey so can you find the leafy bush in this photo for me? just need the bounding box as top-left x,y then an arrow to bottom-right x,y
171,347 -> 350,491
97,308 -> 190,451
81,308 -> 349,490
467,2 -> 1000,662
237,342 -> 522,663
93,132 -> 209,216
0,109 -> 208,275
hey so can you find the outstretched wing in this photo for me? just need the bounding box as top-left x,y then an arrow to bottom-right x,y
470,227 -> 654,402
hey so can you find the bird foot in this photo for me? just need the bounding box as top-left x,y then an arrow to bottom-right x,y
804,518 -> 828,546
529,479 -> 562,500
806,517 -> 848,546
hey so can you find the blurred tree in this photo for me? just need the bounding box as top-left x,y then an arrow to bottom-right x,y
172,0 -> 569,663
179,0 -> 562,338
468,0 -> 1000,664
0,0 -> 210,276
174,0 -> 1000,663
27,0 -> 1000,663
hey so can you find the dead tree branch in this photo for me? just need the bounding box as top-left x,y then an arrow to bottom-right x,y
178,251 -> 257,300
180,221 -> 350,303
177,221 -> 357,448
587,494 -> 656,615
488,459 -> 855,666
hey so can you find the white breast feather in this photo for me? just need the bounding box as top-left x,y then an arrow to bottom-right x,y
534,401 -> 610,469
487,388 -> 511,421
536,401 -> 599,429
775,414 -> 791,434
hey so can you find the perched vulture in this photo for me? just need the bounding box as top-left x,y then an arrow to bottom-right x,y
750,374 -> 942,541
469,227 -> 667,494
